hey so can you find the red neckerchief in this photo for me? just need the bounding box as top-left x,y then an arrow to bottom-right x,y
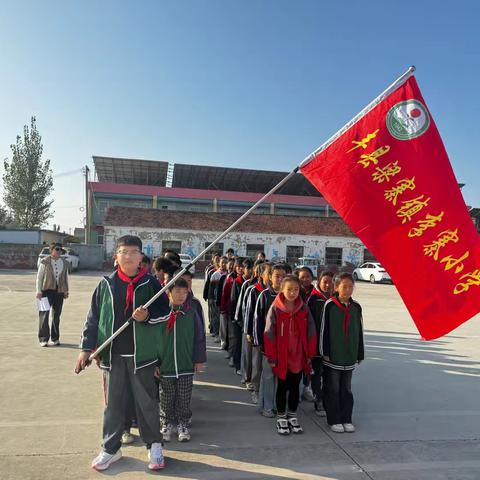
272,293 -> 304,336
311,288 -> 329,301
235,276 -> 244,285
254,282 -> 264,293
117,267 -> 148,314
330,295 -> 351,341
167,304 -> 189,334
319,290 -> 330,300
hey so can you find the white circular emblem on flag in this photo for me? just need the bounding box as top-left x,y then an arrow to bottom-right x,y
386,100 -> 430,140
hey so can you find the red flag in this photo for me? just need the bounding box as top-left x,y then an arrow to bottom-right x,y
301,74 -> 480,340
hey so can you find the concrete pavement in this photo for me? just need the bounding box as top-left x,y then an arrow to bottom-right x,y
1,270 -> 480,479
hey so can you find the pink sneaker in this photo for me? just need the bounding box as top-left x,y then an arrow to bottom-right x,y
148,442 -> 165,470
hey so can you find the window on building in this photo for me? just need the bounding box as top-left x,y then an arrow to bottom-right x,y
204,242 -> 224,260
162,240 -> 182,254
94,197 -> 151,223
275,206 -> 326,217
363,249 -> 377,263
218,204 -> 269,215
246,244 -> 264,259
286,245 -> 304,266
325,247 -> 343,266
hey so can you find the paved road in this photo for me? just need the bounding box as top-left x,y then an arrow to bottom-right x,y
1,270 -> 480,479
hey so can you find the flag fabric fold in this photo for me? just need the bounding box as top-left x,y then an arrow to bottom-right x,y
300,75 -> 480,340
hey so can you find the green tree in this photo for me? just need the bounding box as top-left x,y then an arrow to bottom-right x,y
3,117 -> 54,228
0,204 -> 9,226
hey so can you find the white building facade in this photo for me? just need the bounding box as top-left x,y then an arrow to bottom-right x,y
105,226 -> 368,267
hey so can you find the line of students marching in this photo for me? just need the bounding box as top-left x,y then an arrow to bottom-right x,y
74,236 -> 364,473
203,252 -> 365,436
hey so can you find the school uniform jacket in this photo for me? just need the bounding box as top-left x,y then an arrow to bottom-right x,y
320,296 -> 365,371
243,281 -> 265,336
252,287 -> 278,350
220,273 -> 235,315
215,271 -> 228,306
263,294 -> 317,381
187,291 -> 205,327
208,269 -> 222,301
80,271 -> 170,372
156,304 -> 207,378
234,278 -> 256,328
307,288 -> 330,357
230,276 -> 245,322
202,266 -> 215,301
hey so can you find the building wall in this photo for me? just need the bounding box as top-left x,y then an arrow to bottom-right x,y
0,243 -> 105,270
105,226 -> 366,266
0,230 -> 41,244
89,182 -> 337,239
0,230 -> 69,245
0,244 -> 44,269
41,231 -> 69,245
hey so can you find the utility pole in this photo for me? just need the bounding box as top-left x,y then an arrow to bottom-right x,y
84,166 -> 90,244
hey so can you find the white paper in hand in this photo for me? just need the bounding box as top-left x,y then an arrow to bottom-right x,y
37,297 -> 51,312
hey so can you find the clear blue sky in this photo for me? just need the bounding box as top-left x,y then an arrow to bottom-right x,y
0,0 -> 478,233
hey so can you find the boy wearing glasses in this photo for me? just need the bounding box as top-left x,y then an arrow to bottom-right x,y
36,242 -> 70,347
75,235 -> 170,471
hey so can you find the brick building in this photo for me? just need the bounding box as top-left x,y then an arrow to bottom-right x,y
89,156 -> 375,266
104,207 -> 368,267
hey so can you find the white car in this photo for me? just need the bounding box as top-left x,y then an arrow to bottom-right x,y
37,246 -> 80,272
179,253 -> 195,275
353,262 -> 391,284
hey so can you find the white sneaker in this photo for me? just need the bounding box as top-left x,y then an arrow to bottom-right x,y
160,424 -> 173,442
314,402 -> 326,417
343,423 -> 355,433
178,425 -> 191,442
39,341 -> 48,347
251,391 -> 259,404
121,430 -> 134,444
49,340 -> 60,346
261,409 -> 275,418
302,386 -> 314,402
287,416 -> 303,434
91,450 -> 122,471
148,442 -> 165,470
330,424 -> 345,433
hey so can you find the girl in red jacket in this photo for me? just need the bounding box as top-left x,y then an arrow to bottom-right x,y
264,275 -> 317,435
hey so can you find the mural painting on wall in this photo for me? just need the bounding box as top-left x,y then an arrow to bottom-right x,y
310,251 -> 324,263
138,231 -> 151,241
345,242 -> 363,267
143,244 -> 154,258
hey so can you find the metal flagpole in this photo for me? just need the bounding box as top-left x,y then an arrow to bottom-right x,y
79,65 -> 416,372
